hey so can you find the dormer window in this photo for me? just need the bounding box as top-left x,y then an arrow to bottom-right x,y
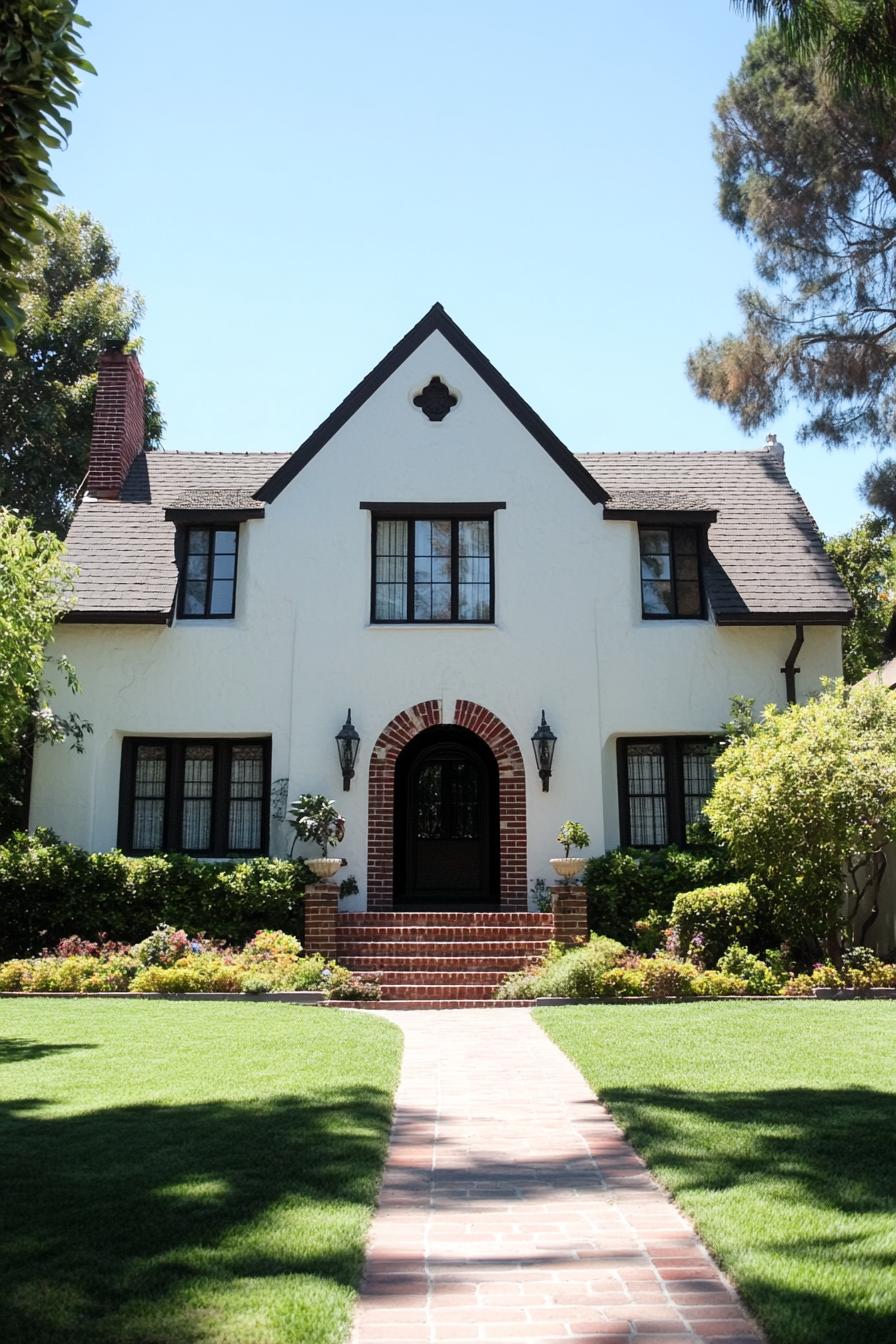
639,525 -> 704,619
180,526 -> 239,618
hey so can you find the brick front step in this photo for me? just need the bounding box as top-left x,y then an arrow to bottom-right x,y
339,911 -> 553,926
327,998 -> 533,1010
337,939 -> 552,958
317,904 -> 581,1009
362,982 -> 511,1001
340,954 -> 537,973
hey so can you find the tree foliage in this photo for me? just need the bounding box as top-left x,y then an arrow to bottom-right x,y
823,514 -> 896,678
705,680 -> 896,950
735,1 -> 896,98
0,1 -> 94,354
688,31 -> 896,455
0,207 -> 162,535
0,507 -> 90,836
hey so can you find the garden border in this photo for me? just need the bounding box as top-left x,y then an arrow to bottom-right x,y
0,991 -> 326,1002
534,989 -> 896,1004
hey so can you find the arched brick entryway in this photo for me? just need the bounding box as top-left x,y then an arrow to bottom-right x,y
367,699 -> 527,911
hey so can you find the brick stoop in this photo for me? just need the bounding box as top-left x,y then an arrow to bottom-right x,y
334,910 -> 555,1008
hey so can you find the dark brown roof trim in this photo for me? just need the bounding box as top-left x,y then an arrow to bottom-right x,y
255,304 -> 607,506
61,610 -> 170,625
603,507 -> 719,525
163,507 -> 266,523
714,610 -> 852,626
359,500 -> 506,516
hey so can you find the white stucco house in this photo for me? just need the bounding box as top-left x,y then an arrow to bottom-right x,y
29,304 -> 852,913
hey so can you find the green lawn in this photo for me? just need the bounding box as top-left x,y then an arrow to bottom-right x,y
0,1001 -> 401,1344
536,1002 -> 896,1344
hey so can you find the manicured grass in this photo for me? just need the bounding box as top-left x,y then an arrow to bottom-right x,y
0,1001 -> 402,1344
535,1002 -> 896,1344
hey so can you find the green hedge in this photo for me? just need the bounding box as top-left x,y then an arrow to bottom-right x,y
0,829 -> 312,957
583,843 -> 738,944
669,882 -> 757,966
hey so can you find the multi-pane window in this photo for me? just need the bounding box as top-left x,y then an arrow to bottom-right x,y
372,516 -> 493,623
639,525 -> 703,619
120,739 -> 270,855
180,527 -> 239,618
618,737 -> 716,847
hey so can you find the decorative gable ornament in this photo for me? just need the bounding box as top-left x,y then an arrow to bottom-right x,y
413,376 -> 458,422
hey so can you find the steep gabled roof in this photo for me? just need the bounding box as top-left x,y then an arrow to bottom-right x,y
254,303 -> 607,506
586,451 -> 851,625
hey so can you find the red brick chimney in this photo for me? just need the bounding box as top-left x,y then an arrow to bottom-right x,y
87,341 -> 146,498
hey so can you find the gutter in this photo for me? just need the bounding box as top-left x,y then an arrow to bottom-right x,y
782,624 -> 805,705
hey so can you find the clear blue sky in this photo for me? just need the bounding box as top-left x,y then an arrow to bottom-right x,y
54,0 -> 881,535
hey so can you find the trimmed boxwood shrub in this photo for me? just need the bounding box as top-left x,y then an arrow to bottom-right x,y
0,829 -> 313,957
584,843 -> 737,944
669,882 -> 757,966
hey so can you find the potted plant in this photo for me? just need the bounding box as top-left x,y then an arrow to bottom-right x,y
550,821 -> 590,883
288,794 -> 346,881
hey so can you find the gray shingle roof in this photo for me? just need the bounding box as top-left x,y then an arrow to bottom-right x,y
165,488 -> 265,512
581,450 -> 851,623
603,488 -> 715,515
64,452 -> 289,620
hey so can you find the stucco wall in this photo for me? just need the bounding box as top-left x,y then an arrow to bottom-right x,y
29,329 -> 844,907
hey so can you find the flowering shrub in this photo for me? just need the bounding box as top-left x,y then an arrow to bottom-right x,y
325,967 -> 381,1001
241,930 -> 302,963
0,928 -> 350,997
717,944 -> 784,995
640,955 -> 699,998
131,925 -> 191,967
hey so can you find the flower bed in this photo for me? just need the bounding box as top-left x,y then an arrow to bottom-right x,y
494,933 -> 896,1001
0,925 -> 380,1000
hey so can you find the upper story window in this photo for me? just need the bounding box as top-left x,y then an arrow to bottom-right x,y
618,736 -> 715,847
119,737 -> 270,855
372,516 -> 494,623
180,526 -> 239,618
639,525 -> 704,619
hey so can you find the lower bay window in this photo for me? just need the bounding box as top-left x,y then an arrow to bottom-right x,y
119,738 -> 271,856
617,736 -> 715,847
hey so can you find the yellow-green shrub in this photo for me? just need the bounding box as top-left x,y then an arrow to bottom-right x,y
130,954 -> 244,994
0,958 -> 32,990
599,967 -> 647,998
692,969 -> 749,997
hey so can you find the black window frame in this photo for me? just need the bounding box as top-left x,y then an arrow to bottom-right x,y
118,737 -> 271,856
638,524 -> 706,621
617,736 -> 716,848
370,513 -> 495,624
177,524 -> 241,620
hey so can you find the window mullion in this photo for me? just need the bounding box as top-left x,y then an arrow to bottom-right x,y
214,743 -> 230,854
204,528 -> 215,617
451,518 -> 459,621
167,742 -> 183,851
407,520 -> 415,622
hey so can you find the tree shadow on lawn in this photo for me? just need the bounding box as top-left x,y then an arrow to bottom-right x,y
0,1036 -> 98,1065
602,1084 -> 896,1213
0,1086 -> 392,1344
598,1084 -> 896,1344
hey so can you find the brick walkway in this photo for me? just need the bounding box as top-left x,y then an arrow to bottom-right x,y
350,1008 -> 762,1344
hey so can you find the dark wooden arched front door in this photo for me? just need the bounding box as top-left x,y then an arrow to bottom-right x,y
394,727 -> 499,909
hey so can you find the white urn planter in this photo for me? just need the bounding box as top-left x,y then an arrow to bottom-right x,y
549,857 -> 586,883
305,857 -> 343,882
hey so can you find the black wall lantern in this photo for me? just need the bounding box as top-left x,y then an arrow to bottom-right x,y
531,710 -> 557,792
336,709 -> 360,790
